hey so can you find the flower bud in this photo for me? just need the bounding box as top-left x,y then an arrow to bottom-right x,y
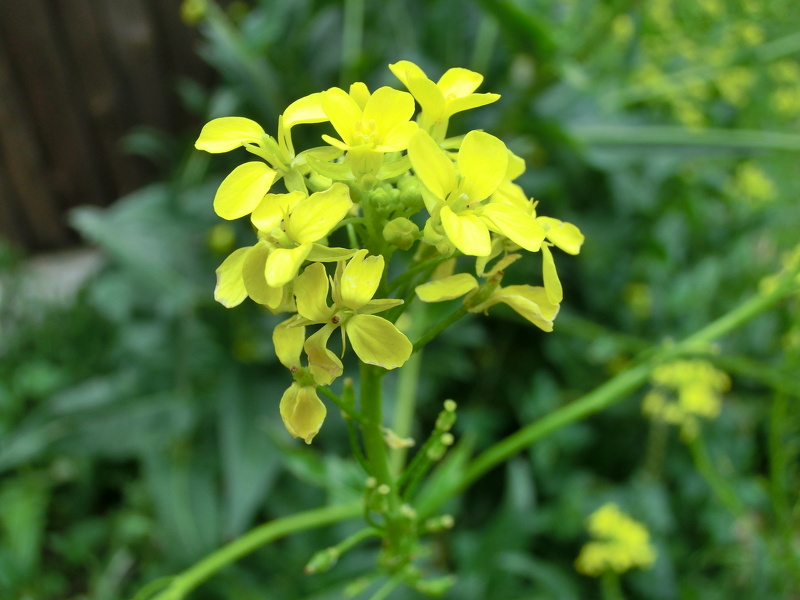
304,547 -> 339,574
279,383 -> 327,444
413,575 -> 457,596
383,217 -> 420,250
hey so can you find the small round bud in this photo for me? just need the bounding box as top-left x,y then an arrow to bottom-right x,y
377,484 -> 391,495
365,477 -> 377,489
441,432 -> 454,446
383,217 -> 420,251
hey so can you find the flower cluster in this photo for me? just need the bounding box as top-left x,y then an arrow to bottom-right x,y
642,359 -> 730,440
575,503 -> 657,577
196,61 -> 583,443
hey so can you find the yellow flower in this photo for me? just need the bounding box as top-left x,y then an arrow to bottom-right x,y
320,83 -> 418,153
389,60 -> 500,140
213,183 -> 354,310
294,251 -> 412,383
643,360 -> 730,439
416,273 -> 560,333
195,95 -> 332,218
575,503 -> 657,576
409,129 -> 545,257
280,383 -> 327,444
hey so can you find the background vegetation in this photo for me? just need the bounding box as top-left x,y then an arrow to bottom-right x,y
1,0 -> 798,598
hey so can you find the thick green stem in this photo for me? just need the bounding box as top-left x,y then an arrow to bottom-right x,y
150,502 -> 362,600
360,363 -> 393,486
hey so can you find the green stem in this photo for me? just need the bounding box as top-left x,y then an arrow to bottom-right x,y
413,306 -> 469,353
687,433 -> 744,517
390,313 -> 425,475
443,272 -> 799,511
600,571 -> 626,600
360,363 -> 393,486
569,125 -> 800,152
317,385 -> 364,423
150,502 -> 362,600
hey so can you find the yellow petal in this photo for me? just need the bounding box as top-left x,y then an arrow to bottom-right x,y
214,247 -> 251,307
408,129 -> 457,200
440,206 -> 491,256
416,274 -> 478,302
279,383 -> 327,444
242,242 -> 283,308
363,87 -> 415,142
388,60 -> 428,89
497,285 -> 559,332
349,82 -> 370,110
321,87 -> 361,147
304,324 -> 343,384
286,183 -> 353,243
283,93 -> 328,129
294,262 -> 333,323
306,245 -> 358,262
538,217 -> 585,255
195,117 -> 265,153
480,202 -> 545,252
214,162 -> 277,220
251,192 -> 298,231
437,67 -> 484,97
265,244 -> 312,288
346,314 -> 412,369
377,121 -> 419,153
273,316 -> 306,370
541,244 -> 563,304
340,250 -> 384,309
457,131 -> 507,202
446,93 -> 501,117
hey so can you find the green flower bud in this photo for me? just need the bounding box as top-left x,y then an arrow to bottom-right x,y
383,217 -> 420,250
304,547 -> 339,574
435,399 -> 457,432
413,575 -> 457,596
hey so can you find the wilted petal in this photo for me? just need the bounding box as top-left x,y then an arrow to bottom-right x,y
214,247 -> 251,307
214,162 -> 277,220
304,324 -> 343,384
195,117 -> 265,153
346,314 -> 412,369
279,383 -> 327,444
440,206 -> 491,256
416,273 -> 478,302
273,316 -> 306,370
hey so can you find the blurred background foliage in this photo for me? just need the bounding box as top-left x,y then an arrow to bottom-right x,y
1,0 -> 799,598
